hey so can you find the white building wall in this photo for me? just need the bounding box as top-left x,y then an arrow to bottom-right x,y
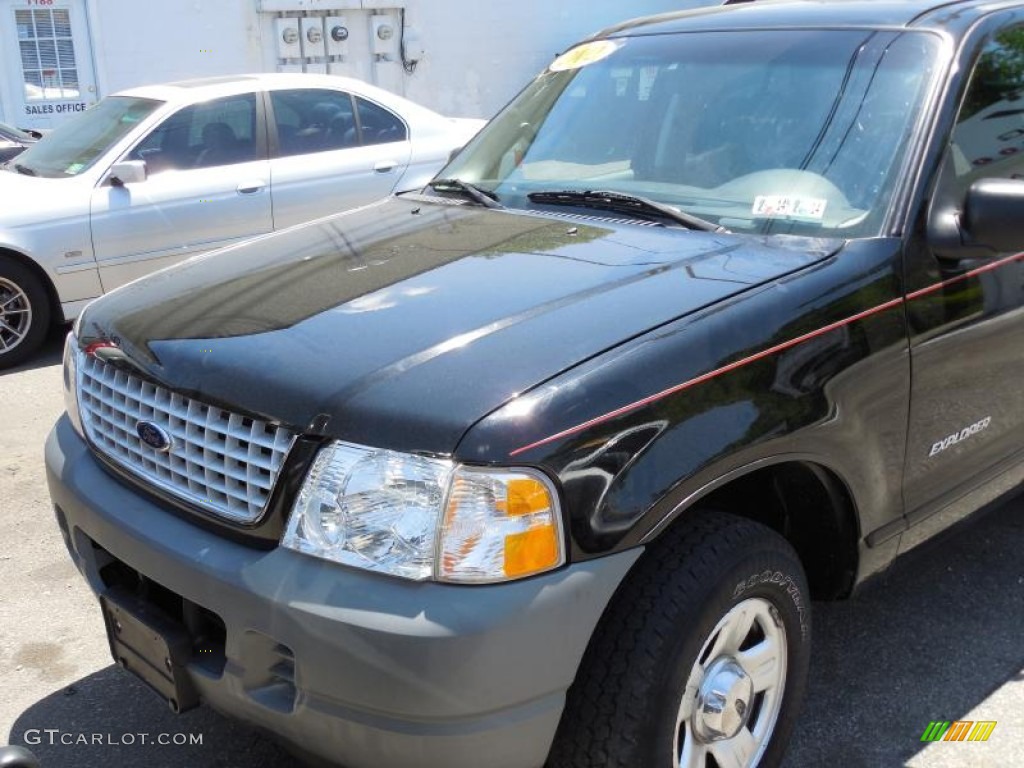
259,0 -> 712,118
384,0 -> 711,118
0,0 -> 712,128
84,0 -> 267,96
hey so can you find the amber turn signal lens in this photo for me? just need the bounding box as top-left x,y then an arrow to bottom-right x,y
439,469 -> 565,583
505,477 -> 553,516
504,525 -> 560,578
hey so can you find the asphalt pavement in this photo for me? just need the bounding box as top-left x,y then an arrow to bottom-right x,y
1,326 -> 1021,767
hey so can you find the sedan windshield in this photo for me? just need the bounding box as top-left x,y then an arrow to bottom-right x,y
444,30 -> 943,237
11,96 -> 162,178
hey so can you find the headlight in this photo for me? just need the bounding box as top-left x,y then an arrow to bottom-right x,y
282,442 -> 565,583
283,443 -> 453,580
62,333 -> 85,438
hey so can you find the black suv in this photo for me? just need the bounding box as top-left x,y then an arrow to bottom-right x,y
46,1 -> 1024,766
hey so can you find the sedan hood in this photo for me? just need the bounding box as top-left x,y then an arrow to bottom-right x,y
0,169 -> 87,226
77,196 -> 837,453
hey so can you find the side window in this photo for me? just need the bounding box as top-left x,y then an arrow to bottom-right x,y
355,97 -> 408,145
942,26 -> 1024,200
129,94 -> 258,173
270,89 -> 358,156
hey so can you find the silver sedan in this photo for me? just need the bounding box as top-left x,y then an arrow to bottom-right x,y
0,73 -> 483,368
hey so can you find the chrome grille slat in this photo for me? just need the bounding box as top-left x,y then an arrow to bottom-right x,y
77,351 -> 295,523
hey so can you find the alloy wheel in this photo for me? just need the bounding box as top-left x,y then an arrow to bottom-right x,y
675,597 -> 788,768
0,277 -> 33,353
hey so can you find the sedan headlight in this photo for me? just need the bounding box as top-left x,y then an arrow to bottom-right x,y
282,441 -> 565,583
62,333 -> 85,438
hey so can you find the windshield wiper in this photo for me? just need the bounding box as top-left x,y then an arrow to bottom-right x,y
528,190 -> 728,233
12,163 -> 37,177
428,178 -> 503,209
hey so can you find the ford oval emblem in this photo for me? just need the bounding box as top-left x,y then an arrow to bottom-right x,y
136,421 -> 173,453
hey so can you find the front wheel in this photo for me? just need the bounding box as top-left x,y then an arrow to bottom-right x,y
0,257 -> 51,370
549,511 -> 811,768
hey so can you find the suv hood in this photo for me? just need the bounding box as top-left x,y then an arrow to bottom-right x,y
77,196 -> 837,453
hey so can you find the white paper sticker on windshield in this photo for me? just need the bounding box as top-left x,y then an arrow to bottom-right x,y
752,196 -> 828,221
550,40 -> 620,72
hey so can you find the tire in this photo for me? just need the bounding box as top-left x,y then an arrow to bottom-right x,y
0,256 -> 51,370
548,511 -> 811,768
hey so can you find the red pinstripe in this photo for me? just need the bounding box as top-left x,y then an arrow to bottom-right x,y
508,251 -> 1024,458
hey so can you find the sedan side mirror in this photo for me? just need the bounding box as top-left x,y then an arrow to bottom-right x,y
961,177 -> 1024,252
109,160 -> 147,187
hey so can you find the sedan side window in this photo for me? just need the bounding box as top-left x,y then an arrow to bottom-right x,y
129,94 -> 259,173
355,97 -> 408,145
940,26 -> 1024,199
271,89 -> 358,156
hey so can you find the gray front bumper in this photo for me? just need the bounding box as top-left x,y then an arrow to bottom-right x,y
45,416 -> 641,768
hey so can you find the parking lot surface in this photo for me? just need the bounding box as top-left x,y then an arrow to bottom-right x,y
2,328 -> 1021,767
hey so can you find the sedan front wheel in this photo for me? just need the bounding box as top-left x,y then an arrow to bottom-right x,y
0,257 -> 51,370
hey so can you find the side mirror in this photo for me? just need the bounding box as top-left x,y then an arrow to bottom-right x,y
961,177 -> 1024,252
108,160 -> 147,187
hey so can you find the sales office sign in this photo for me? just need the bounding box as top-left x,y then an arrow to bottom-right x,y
25,101 -> 89,116
7,0 -> 98,128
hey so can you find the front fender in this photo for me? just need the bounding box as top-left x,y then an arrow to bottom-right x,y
456,238 -> 910,562
0,218 -> 100,306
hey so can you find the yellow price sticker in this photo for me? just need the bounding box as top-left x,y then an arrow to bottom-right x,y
550,40 -> 621,72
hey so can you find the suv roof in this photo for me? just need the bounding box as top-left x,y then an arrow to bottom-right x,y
599,0 -> 1022,37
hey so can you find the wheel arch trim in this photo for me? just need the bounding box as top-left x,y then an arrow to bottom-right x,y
640,452 -> 861,545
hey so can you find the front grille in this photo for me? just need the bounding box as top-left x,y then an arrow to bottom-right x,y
77,351 -> 295,523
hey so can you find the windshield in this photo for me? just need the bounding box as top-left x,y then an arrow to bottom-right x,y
443,30 -> 943,238
11,96 -> 162,178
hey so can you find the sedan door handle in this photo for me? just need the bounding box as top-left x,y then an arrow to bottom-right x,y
237,180 -> 266,194
373,160 -> 398,174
